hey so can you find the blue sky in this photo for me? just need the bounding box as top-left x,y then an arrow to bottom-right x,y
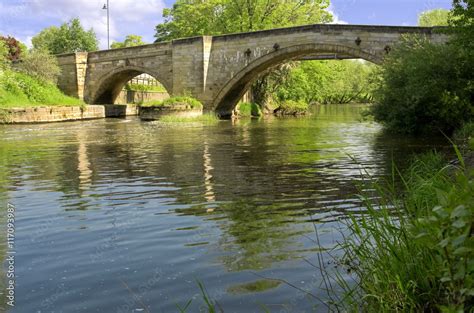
0,0 -> 453,50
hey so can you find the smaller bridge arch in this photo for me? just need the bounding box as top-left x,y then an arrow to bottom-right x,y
213,43 -> 381,117
87,65 -> 171,104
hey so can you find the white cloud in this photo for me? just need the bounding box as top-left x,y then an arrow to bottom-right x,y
1,0 -> 167,49
327,4 -> 348,25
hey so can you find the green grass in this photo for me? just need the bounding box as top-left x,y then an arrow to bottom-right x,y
125,83 -> 167,93
141,96 -> 203,109
333,151 -> 474,312
158,113 -> 219,124
0,69 -> 83,108
454,122 -> 474,149
237,102 -> 262,117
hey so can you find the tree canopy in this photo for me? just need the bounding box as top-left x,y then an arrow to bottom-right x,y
111,35 -> 146,49
155,0 -> 333,42
32,18 -> 98,54
418,9 -> 450,26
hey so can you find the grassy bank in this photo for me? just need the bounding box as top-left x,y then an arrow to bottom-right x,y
335,145 -> 473,311
140,96 -> 203,109
236,102 -> 262,117
158,113 -> 219,125
0,69 -> 83,108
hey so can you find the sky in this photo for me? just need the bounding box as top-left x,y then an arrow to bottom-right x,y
0,0 -> 453,50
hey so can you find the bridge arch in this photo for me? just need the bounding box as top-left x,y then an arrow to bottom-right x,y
213,43 -> 381,117
88,65 -> 172,104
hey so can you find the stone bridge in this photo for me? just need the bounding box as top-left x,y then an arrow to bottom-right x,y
56,24 -> 447,117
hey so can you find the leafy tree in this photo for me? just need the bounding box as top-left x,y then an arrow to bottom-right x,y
16,49 -> 61,83
418,9 -> 450,26
370,36 -> 473,134
31,26 -> 60,52
155,0 -> 333,41
450,0 -> 474,49
275,60 -> 375,105
0,36 -> 23,61
111,35 -> 146,49
32,18 -> 98,54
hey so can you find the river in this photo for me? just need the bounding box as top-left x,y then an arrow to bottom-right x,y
0,105 -> 448,312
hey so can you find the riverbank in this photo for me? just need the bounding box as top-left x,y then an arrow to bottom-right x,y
334,136 -> 474,311
0,104 -> 139,124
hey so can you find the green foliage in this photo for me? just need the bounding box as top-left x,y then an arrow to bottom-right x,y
450,0 -> 474,50
0,40 -> 9,70
155,0 -> 333,42
16,49 -> 61,83
32,18 -> 98,54
370,35 -> 474,135
337,151 -> 474,312
237,102 -> 262,117
275,60 -> 376,105
0,36 -> 23,61
111,35 -> 146,49
124,83 -> 167,93
0,69 -> 83,107
274,99 -> 309,115
158,113 -> 219,124
142,96 -> 203,109
418,9 -> 450,26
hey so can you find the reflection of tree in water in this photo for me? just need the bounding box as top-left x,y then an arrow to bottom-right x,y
217,201 -> 314,271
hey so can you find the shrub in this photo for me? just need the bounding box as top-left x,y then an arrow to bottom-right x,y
142,96 -> 203,109
16,49 -> 61,83
274,100 -> 309,115
0,36 -> 23,61
370,35 -> 474,135
237,102 -> 262,117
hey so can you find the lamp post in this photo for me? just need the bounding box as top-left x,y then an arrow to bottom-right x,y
102,0 -> 110,49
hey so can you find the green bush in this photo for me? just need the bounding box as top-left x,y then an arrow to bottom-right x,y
141,96 -> 203,109
370,35 -> 474,135
0,69 -> 83,107
274,100 -> 309,115
16,49 -> 61,83
237,102 -> 262,117
336,152 -> 474,312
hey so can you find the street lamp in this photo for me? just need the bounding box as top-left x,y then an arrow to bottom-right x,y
102,1 -> 110,49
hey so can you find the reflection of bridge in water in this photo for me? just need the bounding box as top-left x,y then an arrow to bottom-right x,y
56,24 -> 447,117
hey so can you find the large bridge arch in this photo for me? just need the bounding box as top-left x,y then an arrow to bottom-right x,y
213,43 -> 381,117
87,65 -> 172,104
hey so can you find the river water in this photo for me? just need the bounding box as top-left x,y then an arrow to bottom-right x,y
0,105 -> 448,312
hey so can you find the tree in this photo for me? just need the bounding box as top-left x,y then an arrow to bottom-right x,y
418,9 -> 450,26
32,18 -> 98,54
31,26 -> 60,52
0,36 -> 23,61
111,35 -> 146,49
450,0 -> 474,49
370,36 -> 473,134
155,0 -> 333,42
